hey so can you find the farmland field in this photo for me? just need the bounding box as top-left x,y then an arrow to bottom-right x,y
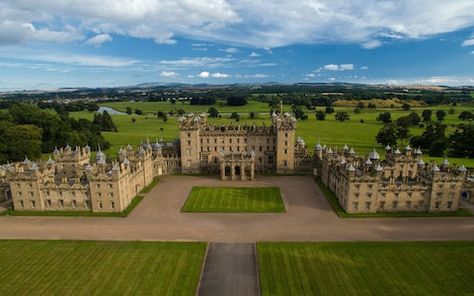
68,100 -> 474,166
0,240 -> 206,296
182,186 -> 285,212
257,241 -> 474,296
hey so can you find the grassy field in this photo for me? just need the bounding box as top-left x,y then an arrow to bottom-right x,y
315,178 -> 473,218
69,101 -> 474,166
0,240 -> 206,295
182,186 -> 285,212
257,241 -> 474,296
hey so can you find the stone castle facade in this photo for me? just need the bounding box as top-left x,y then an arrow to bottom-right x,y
314,143 -> 473,213
0,112 -> 472,213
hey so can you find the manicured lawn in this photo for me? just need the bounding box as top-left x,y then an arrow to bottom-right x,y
258,241 -> 474,296
0,240 -> 206,295
182,186 -> 285,213
5,195 -> 144,217
315,177 -> 473,218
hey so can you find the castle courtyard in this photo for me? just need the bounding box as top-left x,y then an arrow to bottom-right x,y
0,175 -> 473,242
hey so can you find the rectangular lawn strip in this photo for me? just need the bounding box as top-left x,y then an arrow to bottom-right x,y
7,195 -> 144,217
315,177 -> 473,218
182,186 -> 285,213
0,240 -> 207,296
257,241 -> 474,296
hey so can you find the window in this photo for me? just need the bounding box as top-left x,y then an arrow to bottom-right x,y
435,201 -> 440,209
229,138 -> 233,144
98,202 -> 103,209
111,201 -> 115,209
379,201 -> 385,210
109,192 -> 114,198
187,148 -> 191,156
19,200 -> 24,208
285,141 -> 288,146
259,146 -> 262,152
108,184 -> 113,189
29,192 -> 33,198
447,201 -> 453,209
353,202 -> 359,210
84,200 -> 89,209
46,199 -> 52,208
72,200 -> 77,208
365,202 -> 371,210
59,199 -> 64,207
406,201 -> 412,208
392,201 -> 398,208
284,160 -> 288,167
187,160 -> 191,168
31,201 -> 36,208
285,132 -> 288,138
284,149 -> 288,155
187,140 -> 191,146
187,132 -> 191,137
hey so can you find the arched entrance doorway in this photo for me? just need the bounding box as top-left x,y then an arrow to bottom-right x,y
224,166 -> 231,177
234,166 -> 241,176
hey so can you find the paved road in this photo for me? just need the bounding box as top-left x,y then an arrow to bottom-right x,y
0,175 -> 473,242
198,243 -> 259,296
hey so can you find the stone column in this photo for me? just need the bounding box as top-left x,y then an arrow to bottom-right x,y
231,163 -> 235,181
220,162 -> 225,180
241,163 -> 246,181
250,162 -> 255,180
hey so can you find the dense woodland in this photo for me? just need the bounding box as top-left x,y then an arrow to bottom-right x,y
0,104 -> 114,163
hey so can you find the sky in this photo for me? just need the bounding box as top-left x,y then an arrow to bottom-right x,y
1,0 -> 474,90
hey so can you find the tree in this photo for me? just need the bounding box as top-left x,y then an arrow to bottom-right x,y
449,124 -> 474,158
135,109 -> 143,115
325,106 -> 334,114
448,108 -> 455,115
376,124 -> 398,147
367,103 -> 376,109
93,111 -> 118,132
315,110 -> 326,121
436,110 -> 446,121
126,106 -> 132,115
86,103 -> 100,112
458,111 -> 474,121
176,109 -> 186,116
292,104 -> 307,120
356,101 -> 365,109
335,111 -> 350,122
410,122 -> 447,150
227,96 -> 247,106
230,112 -> 240,122
429,140 -> 448,157
376,112 -> 392,123
249,112 -> 258,119
131,118 -> 136,124
208,107 -> 219,118
162,113 -> 168,122
156,111 -> 165,119
401,103 -> 411,111
407,112 -> 421,126
0,122 -> 42,162
422,109 -> 432,122
354,107 -> 361,114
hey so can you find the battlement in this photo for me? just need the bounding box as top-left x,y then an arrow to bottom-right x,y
178,113 -> 208,130
271,112 -> 296,130
52,145 -> 91,164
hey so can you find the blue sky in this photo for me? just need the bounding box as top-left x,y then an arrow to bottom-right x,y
1,1 -> 474,90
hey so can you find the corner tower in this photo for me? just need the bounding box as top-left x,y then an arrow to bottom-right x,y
179,113 -> 206,174
273,112 -> 296,174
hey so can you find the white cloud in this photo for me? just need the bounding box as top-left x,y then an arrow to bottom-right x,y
85,33 -> 112,46
159,57 -> 233,68
221,47 -> 239,54
360,66 -> 369,70
249,51 -> 260,57
198,71 -> 210,78
160,70 -> 178,77
2,1 -> 474,48
339,64 -> 354,71
321,64 -> 355,71
462,39 -> 474,46
211,72 -> 229,78
328,77 -> 336,82
235,73 -> 268,78
471,50 -> 474,55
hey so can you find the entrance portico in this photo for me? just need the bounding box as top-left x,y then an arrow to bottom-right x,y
219,152 -> 255,181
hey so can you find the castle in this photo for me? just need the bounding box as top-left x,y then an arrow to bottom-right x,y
0,112 -> 472,213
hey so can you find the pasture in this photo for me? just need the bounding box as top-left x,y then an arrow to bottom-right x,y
257,241 -> 474,296
69,100 -> 474,166
182,186 -> 285,212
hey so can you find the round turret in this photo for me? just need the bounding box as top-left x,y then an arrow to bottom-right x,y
368,148 -> 380,160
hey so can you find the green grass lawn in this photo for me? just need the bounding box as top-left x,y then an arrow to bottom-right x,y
182,186 -> 285,213
315,177 -> 473,218
0,240 -> 206,295
258,241 -> 474,296
69,101 -> 474,166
